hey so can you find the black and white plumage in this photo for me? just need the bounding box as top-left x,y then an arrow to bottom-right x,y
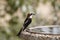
17,13 -> 35,36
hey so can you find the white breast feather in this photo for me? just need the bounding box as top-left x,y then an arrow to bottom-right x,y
29,15 -> 32,18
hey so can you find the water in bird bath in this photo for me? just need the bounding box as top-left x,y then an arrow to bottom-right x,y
26,26 -> 60,35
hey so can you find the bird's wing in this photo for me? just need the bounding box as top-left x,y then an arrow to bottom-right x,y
24,18 -> 28,23
24,19 -> 29,24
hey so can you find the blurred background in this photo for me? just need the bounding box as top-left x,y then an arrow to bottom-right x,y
0,0 -> 60,40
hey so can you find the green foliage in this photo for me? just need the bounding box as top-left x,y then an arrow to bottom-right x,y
8,16 -> 22,35
58,6 -> 60,10
0,32 -> 21,40
6,0 -> 17,14
9,16 -> 19,25
0,33 -> 7,40
7,0 -> 15,7
51,0 -> 56,7
6,0 -> 24,15
43,0 -> 48,4
19,0 -> 24,6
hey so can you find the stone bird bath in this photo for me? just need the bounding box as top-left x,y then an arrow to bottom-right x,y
20,25 -> 60,40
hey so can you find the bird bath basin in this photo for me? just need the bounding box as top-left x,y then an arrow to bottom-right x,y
20,25 -> 60,40
26,25 -> 60,35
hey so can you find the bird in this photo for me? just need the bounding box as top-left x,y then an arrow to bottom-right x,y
17,13 -> 35,36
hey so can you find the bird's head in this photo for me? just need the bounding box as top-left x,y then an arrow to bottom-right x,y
27,13 -> 35,18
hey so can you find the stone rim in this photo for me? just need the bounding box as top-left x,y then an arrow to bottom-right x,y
26,25 -> 60,35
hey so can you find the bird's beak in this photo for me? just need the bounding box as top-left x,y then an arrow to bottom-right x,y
32,13 -> 35,15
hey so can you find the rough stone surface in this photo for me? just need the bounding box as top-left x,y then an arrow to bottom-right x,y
20,26 -> 60,40
20,31 -> 60,40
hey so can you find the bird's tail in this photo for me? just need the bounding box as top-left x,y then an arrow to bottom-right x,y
17,27 -> 23,36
